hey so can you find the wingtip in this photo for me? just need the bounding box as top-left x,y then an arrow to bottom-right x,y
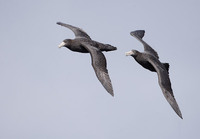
171,100 -> 183,119
162,90 -> 183,119
130,30 -> 145,39
177,111 -> 183,119
106,88 -> 114,97
169,101 -> 183,119
56,22 -> 62,25
110,92 -> 114,97
105,84 -> 114,97
170,100 -> 183,119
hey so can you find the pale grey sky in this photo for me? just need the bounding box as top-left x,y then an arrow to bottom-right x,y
0,0 -> 200,138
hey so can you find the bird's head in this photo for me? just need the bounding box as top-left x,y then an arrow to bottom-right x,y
125,50 -> 139,57
58,39 -> 72,48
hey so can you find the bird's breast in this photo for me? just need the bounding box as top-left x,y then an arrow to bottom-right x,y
66,40 -> 89,53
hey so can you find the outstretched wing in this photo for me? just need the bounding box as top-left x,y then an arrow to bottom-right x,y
57,22 -> 91,40
130,30 -> 159,59
147,55 -> 182,119
81,42 -> 114,96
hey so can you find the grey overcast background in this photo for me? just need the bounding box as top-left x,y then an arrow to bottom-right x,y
0,0 -> 200,138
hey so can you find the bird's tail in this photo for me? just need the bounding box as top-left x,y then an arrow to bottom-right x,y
98,43 -> 117,52
105,44 -> 117,51
163,63 -> 170,72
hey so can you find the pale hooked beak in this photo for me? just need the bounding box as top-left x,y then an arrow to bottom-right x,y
125,51 -> 133,56
58,42 -> 66,48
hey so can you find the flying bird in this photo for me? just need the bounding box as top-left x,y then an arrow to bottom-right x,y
57,22 -> 116,96
126,30 -> 183,119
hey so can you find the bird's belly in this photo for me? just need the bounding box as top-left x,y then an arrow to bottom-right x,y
68,45 -> 89,53
138,61 -> 156,72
